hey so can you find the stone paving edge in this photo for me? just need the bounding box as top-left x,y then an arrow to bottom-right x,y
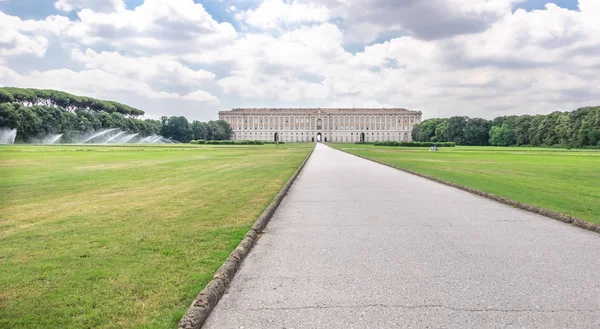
178,146 -> 316,329
338,148 -> 600,235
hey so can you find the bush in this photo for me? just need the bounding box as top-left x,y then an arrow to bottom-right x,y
205,140 -> 236,145
227,140 -> 265,145
373,141 -> 455,147
192,139 -> 270,145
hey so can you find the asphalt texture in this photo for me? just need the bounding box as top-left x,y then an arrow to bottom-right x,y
203,143 -> 600,329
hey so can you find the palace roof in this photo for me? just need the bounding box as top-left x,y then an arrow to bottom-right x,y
219,108 -> 421,115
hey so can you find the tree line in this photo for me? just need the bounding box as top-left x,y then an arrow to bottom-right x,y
1,87 -> 144,116
160,116 -> 232,142
0,87 -> 231,143
411,106 -> 600,148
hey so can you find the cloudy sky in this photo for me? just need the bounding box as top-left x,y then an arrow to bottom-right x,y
0,0 -> 598,120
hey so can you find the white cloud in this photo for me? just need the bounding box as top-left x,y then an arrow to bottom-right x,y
71,48 -> 215,86
237,0 -> 331,29
0,29 -> 48,57
54,0 -> 125,13
447,3 -> 600,71
311,0 -> 519,43
66,0 -> 236,54
183,90 -> 220,104
0,12 -> 71,57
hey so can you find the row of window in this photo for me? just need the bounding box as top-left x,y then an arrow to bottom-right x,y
221,116 -> 418,128
236,132 -> 408,136
222,116 -> 417,122
234,133 -> 411,142
231,126 -> 410,130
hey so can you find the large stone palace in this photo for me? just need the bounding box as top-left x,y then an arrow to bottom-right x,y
218,108 -> 422,143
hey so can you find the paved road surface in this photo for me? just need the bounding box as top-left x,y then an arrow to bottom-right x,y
204,143 -> 600,328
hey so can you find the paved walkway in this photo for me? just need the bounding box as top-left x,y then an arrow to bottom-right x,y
204,143 -> 600,328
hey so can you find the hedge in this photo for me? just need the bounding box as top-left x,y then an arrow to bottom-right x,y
189,140 -> 268,145
373,141 -> 456,147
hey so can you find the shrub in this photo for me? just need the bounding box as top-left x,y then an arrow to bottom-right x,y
196,140 -> 269,145
236,140 -> 265,145
373,141 -> 455,147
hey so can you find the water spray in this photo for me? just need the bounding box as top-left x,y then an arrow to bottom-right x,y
103,131 -> 126,144
121,133 -> 139,143
81,128 -> 118,144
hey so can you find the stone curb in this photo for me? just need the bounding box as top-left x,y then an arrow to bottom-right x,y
339,149 -> 600,235
178,146 -> 315,329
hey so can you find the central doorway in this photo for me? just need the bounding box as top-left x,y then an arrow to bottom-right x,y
274,132 -> 279,142
317,133 -> 322,142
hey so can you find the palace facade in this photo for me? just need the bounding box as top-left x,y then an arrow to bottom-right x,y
218,108 -> 422,143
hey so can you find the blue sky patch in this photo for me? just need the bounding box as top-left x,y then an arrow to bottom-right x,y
514,0 -> 579,11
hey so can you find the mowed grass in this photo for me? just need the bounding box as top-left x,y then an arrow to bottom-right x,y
329,144 -> 600,224
0,143 -> 313,329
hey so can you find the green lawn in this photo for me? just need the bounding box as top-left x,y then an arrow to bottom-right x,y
0,143 -> 313,329
329,144 -> 600,224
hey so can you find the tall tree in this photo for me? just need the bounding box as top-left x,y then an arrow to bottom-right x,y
444,116 -> 468,145
414,118 -> 444,142
463,118 -> 492,145
489,124 -> 516,146
162,116 -> 191,142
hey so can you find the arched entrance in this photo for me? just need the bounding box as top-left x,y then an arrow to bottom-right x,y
274,132 -> 279,142
360,132 -> 365,142
317,133 -> 322,142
